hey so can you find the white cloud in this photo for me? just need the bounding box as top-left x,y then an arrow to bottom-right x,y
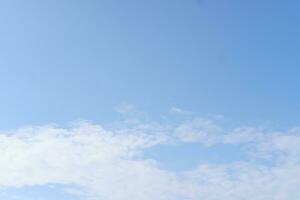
170,107 -> 194,116
1,117 -> 300,199
114,102 -> 136,114
174,118 -> 223,145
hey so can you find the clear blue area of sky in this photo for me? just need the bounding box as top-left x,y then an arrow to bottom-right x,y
0,0 -> 299,129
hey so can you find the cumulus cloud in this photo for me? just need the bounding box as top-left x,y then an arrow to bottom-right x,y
1,116 -> 300,199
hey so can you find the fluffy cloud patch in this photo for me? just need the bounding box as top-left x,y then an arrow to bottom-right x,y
1,118 -> 300,200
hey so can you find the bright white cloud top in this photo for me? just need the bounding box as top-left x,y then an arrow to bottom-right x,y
0,113 -> 300,200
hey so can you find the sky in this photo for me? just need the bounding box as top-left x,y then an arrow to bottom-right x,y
0,0 -> 300,199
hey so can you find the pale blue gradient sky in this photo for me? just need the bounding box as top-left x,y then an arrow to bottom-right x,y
0,0 -> 299,129
0,1 -> 300,199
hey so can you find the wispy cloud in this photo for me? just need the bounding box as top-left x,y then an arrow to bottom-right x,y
1,114 -> 300,199
170,107 -> 194,116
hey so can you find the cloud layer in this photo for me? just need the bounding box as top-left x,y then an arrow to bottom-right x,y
1,116 -> 300,200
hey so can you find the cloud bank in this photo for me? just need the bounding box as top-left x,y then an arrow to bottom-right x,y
1,116 -> 300,200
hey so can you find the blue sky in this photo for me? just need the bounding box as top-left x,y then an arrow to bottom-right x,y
1,0 -> 300,200
1,0 -> 300,128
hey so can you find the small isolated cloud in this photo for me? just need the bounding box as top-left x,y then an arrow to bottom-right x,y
114,102 -> 136,114
170,107 -> 194,116
1,114 -> 300,199
114,102 -> 146,120
174,118 -> 223,145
